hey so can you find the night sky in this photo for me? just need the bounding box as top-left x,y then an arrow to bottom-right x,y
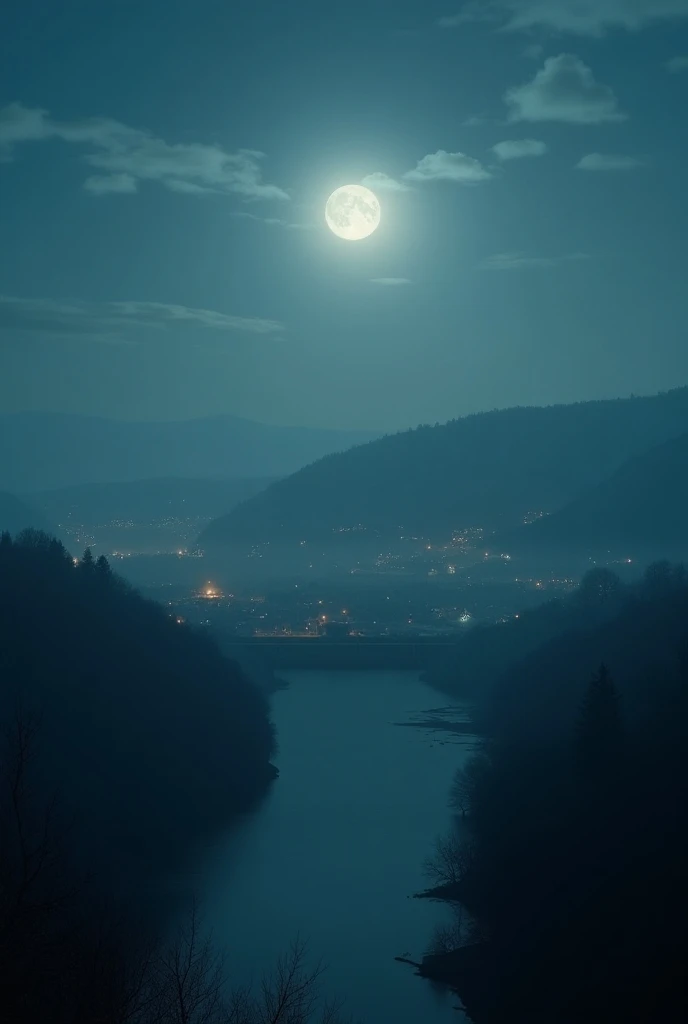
1,0 -> 687,429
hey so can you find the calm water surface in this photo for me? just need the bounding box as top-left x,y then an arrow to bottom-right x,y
189,670 -> 477,1023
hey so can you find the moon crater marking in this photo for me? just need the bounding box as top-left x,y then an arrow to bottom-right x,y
325,184 -> 380,241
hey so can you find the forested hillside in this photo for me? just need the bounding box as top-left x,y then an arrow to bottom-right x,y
201,388 -> 688,547
497,431 -> 688,560
421,565 -> 688,1022
0,530 -> 276,893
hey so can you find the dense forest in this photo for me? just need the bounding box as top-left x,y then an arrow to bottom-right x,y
419,564 -> 688,1022
0,530 -> 276,884
498,430 -> 688,561
425,562 -> 686,696
201,387 -> 688,547
0,530 -> 283,1018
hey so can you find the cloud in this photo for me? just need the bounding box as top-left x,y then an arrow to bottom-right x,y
498,0 -> 688,36
492,138 -> 548,160
666,55 -> 688,73
83,173 -> 138,195
479,250 -> 590,270
437,4 -> 500,27
437,1 -> 688,37
0,102 -> 288,201
404,149 -> 492,183
0,296 -> 283,339
576,152 -> 647,171
360,171 -> 410,192
370,278 -> 412,286
231,210 -> 313,230
505,54 -> 627,123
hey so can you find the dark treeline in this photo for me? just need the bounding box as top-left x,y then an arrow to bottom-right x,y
0,530 -> 320,1022
425,562 -> 686,697
420,563 -> 688,1022
0,529 -> 276,881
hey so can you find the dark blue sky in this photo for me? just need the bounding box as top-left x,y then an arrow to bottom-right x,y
1,0 -> 687,428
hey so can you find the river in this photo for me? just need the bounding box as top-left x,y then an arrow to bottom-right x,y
182,670 -> 478,1023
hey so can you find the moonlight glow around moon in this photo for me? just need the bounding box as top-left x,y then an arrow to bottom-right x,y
325,184 -> 380,241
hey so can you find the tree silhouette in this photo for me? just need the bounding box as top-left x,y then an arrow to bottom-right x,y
575,664 -> 624,785
576,568 -> 622,609
95,554 -> 112,579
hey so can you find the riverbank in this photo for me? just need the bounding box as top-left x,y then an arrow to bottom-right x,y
189,669 -> 473,1024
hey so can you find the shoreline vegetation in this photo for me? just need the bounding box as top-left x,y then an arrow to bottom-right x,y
401,563 -> 688,1023
0,529 -> 284,1021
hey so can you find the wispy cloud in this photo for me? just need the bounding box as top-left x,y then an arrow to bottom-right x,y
576,152 -> 647,171
231,211 -> 313,230
479,251 -> 590,270
370,278 -> 412,286
360,171 -> 410,193
491,138 -> 548,160
505,54 -> 627,124
0,296 -> 283,339
83,173 -> 138,195
666,54 -> 688,73
0,102 -> 288,201
404,149 -> 492,183
437,4 -> 499,28
438,1 -> 688,37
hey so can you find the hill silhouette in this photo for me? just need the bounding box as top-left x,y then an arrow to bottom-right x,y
0,490 -> 46,534
0,412 -> 379,492
34,475 -> 274,526
495,431 -> 688,561
0,529 -> 276,898
200,388 -> 688,547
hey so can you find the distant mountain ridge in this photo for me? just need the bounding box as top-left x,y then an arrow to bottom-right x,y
34,477 -> 274,526
499,430 -> 688,560
200,388 -> 688,547
0,412 -> 380,492
0,490 -> 46,534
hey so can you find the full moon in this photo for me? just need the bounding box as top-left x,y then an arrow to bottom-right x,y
325,184 -> 380,241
